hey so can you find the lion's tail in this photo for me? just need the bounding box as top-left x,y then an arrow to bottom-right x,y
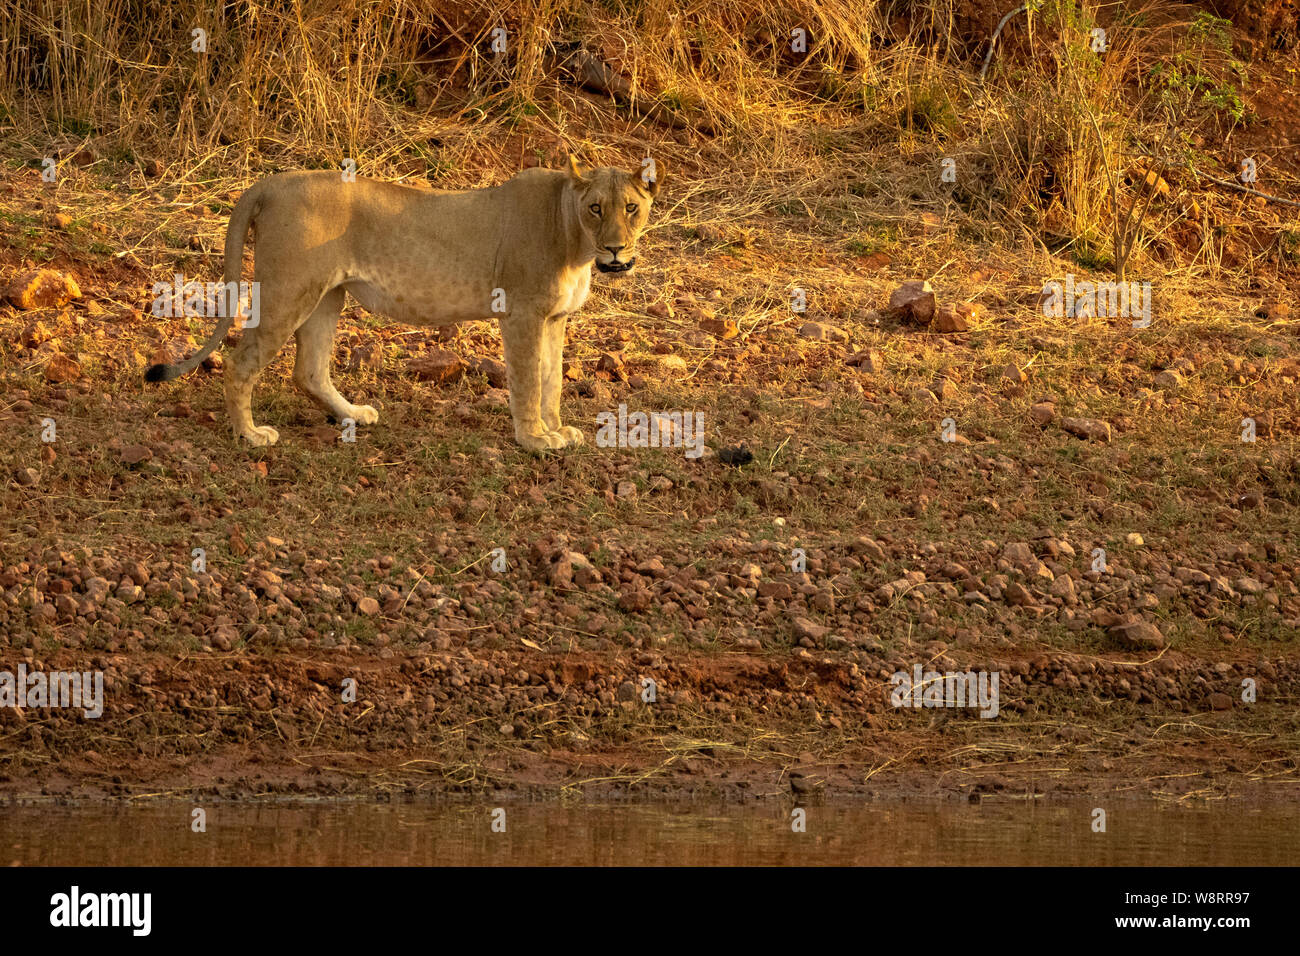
144,180 -> 266,383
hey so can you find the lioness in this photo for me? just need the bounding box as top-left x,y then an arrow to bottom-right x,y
145,157 -> 660,452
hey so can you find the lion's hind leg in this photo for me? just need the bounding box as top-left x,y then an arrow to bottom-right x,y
224,283 -> 313,447
292,287 -> 379,428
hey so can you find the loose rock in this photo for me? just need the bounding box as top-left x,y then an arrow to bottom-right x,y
1062,417 -> 1111,442
5,269 -> 82,310
888,280 -> 937,324
408,350 -> 466,384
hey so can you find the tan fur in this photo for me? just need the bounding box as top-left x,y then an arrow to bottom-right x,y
163,158 -> 659,451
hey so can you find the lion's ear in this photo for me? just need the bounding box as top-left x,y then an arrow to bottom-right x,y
567,154 -> 589,183
636,159 -> 663,197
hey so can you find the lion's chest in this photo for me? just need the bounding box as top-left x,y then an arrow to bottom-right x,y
553,268 -> 591,316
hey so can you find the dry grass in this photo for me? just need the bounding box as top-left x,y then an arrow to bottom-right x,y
1,0 -> 1298,801
2,0 -> 1290,276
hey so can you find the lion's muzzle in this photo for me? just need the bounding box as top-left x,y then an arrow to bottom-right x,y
596,256 -> 636,275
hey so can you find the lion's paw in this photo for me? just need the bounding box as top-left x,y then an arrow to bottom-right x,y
241,425 -> 280,447
516,430 -> 566,453
554,425 -> 585,447
349,404 -> 380,426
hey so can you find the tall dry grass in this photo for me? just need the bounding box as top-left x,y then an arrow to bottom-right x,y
0,0 -> 1276,276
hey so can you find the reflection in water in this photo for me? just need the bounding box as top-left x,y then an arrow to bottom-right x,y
1,801 -> 1293,866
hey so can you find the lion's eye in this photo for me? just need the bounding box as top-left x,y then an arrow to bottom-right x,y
625,202 -> 638,215
589,203 -> 602,216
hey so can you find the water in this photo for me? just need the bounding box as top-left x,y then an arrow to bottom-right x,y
3,800 -> 1295,866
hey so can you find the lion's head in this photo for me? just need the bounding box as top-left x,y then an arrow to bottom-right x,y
566,156 -> 661,276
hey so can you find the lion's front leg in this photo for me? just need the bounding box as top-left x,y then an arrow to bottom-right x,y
540,312 -> 584,448
501,313 -> 565,453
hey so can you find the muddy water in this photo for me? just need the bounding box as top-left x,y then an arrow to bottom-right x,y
2,801 -> 1294,866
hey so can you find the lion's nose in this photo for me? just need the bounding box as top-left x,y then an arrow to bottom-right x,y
605,245 -> 625,256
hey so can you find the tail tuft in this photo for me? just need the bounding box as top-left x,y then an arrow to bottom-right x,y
144,363 -> 179,383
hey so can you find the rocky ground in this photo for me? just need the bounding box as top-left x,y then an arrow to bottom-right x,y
1,534 -> 1296,802
2,247 -> 1296,801
3,25 -> 1300,802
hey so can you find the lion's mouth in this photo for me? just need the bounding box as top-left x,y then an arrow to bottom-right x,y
595,257 -> 636,274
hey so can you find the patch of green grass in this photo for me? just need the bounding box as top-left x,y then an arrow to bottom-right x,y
899,82 -> 960,138
0,208 -> 41,227
55,114 -> 96,137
